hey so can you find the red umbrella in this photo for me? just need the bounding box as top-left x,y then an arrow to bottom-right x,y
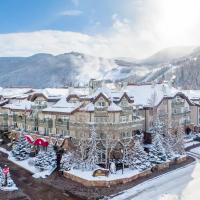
34,138 -> 49,147
25,135 -> 34,144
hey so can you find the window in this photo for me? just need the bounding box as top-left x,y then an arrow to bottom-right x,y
98,101 -> 105,107
120,116 -> 127,123
121,132 -> 131,138
94,116 -> 108,123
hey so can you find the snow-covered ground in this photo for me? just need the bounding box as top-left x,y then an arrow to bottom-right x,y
110,148 -> 200,200
111,163 -> 199,200
0,147 -> 54,179
68,168 -> 140,181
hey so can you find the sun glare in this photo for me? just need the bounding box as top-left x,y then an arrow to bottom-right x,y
155,0 -> 200,45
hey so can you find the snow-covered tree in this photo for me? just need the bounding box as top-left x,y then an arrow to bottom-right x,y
161,121 -> 176,160
12,136 -> 31,160
148,119 -> 167,164
0,167 -> 4,187
84,126 -> 99,171
60,152 -> 80,171
173,126 -> 185,155
34,146 -> 56,171
0,167 -> 16,188
125,134 -> 151,171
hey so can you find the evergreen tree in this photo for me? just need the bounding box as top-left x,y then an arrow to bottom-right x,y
60,152 -> 77,171
84,126 -> 99,171
12,136 -> 31,160
0,167 -> 4,187
173,126 -> 185,155
161,122 -> 176,160
125,134 -> 151,171
34,146 -> 57,171
0,167 -> 15,188
148,119 -> 167,165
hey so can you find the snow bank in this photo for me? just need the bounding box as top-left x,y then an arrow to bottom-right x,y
32,167 -> 56,179
1,185 -> 18,192
0,147 -> 10,155
68,168 -> 140,181
0,147 -> 54,179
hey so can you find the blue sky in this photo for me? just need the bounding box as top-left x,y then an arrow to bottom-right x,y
0,0 -> 135,34
0,0 -> 199,58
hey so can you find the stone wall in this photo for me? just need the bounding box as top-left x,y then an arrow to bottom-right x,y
63,156 -> 188,187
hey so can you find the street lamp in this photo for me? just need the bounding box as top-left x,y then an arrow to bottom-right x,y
121,148 -> 124,174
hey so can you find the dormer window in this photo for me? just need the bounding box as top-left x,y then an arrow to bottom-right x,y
98,101 -> 105,107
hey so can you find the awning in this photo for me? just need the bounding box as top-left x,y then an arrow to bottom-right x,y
25,135 -> 34,144
34,138 -> 49,147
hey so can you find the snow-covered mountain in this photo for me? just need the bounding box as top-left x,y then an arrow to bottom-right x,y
0,46 -> 200,88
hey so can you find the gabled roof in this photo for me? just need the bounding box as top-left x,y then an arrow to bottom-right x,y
92,92 -> 111,104
2,100 -> 34,111
42,97 -> 82,114
107,102 -> 122,112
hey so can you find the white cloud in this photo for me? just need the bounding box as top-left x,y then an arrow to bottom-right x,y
59,9 -> 82,16
1,0 -> 200,59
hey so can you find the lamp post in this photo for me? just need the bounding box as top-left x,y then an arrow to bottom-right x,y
121,148 -> 124,174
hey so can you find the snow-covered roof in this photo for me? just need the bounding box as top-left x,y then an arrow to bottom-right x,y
42,97 -> 82,113
3,100 -> 34,110
80,102 -> 95,112
0,88 -> 33,98
107,102 -> 122,112
182,90 -> 200,101
124,83 -> 179,107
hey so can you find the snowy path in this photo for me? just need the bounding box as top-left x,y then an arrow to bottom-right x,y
111,157 -> 200,200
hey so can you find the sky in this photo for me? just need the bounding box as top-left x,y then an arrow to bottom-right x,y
0,0 -> 200,58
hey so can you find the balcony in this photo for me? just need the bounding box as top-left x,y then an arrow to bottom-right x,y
181,119 -> 191,125
172,100 -> 185,106
31,104 -> 47,110
71,119 -> 144,130
55,119 -> 69,127
0,113 -> 8,121
158,112 -> 168,118
26,117 -> 38,126
38,118 -> 53,128
0,124 -> 8,131
13,115 -> 25,123
172,109 -> 191,116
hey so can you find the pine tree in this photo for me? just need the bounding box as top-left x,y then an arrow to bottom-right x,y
148,119 -> 167,165
173,126 -> 185,155
161,122 -> 176,160
12,136 -> 31,160
84,126 -> 99,171
0,167 -> 15,188
60,152 -> 77,171
34,146 -> 57,171
125,134 -> 151,171
0,167 -> 4,187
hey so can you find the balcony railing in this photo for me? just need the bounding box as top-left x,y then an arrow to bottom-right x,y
71,119 -> 144,129
180,119 -> 191,125
172,100 -> 185,106
55,119 -> 69,127
0,113 -> 8,121
0,124 -> 8,131
172,110 -> 191,116
13,115 -> 25,123
31,104 -> 47,110
26,117 -> 38,126
38,118 -> 53,128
